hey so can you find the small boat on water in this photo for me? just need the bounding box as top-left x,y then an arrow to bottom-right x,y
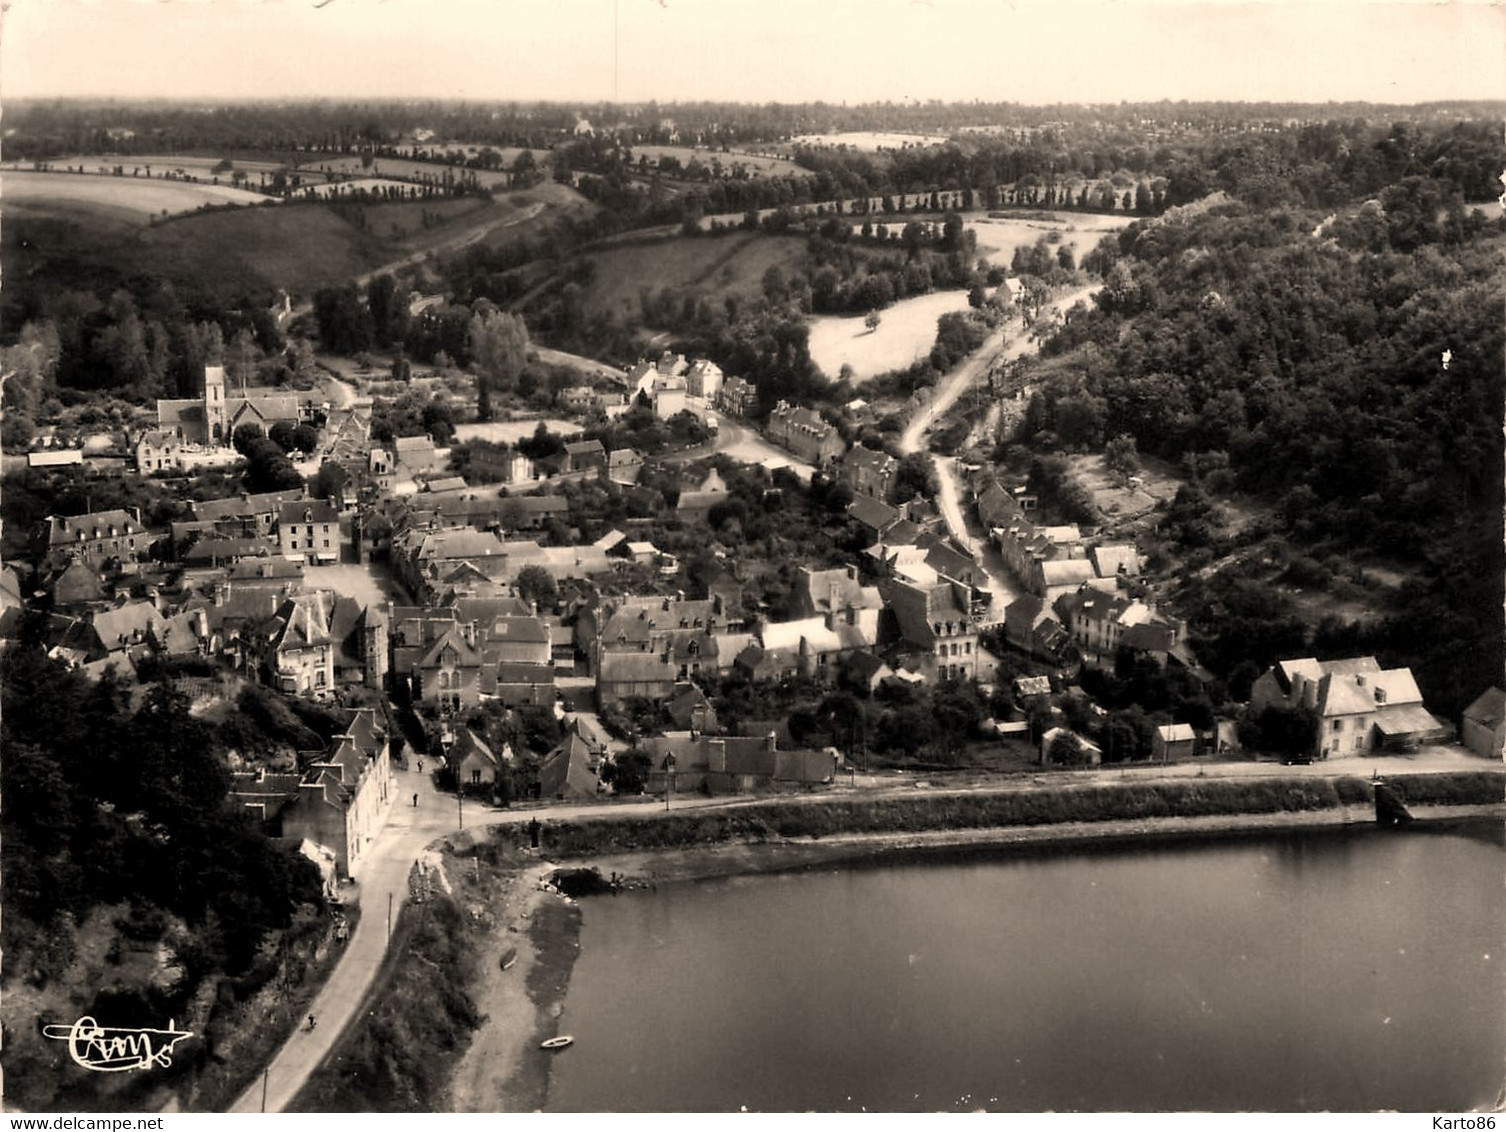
540,1036 -> 574,1051
499,947 -> 518,971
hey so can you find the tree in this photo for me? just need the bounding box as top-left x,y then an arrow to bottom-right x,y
1047,731 -> 1092,766
1105,434 -> 1141,478
467,309 -> 530,397
232,422 -> 266,456
515,565 -> 558,610
892,452 -> 939,504
269,421 -> 299,453
601,750 -> 651,795
864,310 -> 882,334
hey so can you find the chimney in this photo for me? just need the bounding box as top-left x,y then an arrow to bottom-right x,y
1356,673 -> 1366,687
846,564 -> 858,582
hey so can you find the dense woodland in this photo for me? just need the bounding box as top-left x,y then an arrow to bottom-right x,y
1,650 -> 325,997
1016,187 -> 1505,717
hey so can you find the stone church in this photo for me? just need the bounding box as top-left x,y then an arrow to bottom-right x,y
156,364 -> 302,445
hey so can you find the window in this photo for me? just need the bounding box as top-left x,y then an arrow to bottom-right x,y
964,642 -> 972,654
290,539 -> 299,550
471,769 -> 482,785
323,540 -> 330,548
1333,720 -> 1342,732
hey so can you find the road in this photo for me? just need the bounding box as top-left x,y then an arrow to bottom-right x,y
229,770 -> 741,1114
666,417 -> 816,482
898,284 -> 1095,457
897,284 -> 1098,621
934,454 -> 1020,623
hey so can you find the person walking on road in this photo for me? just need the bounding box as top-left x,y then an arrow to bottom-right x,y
413,792 -> 419,807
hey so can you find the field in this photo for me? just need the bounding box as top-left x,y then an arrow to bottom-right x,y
4,153 -> 289,176
453,419 -> 582,444
787,131 -> 949,151
629,144 -> 807,178
296,154 -> 526,189
554,232 -> 808,322
966,210 -> 1131,267
4,180 -> 594,303
808,289 -> 973,381
2,170 -> 276,223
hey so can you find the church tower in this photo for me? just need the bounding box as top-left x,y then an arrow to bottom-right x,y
203,364 -> 228,444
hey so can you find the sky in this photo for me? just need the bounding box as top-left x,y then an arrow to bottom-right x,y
2,0 -> 1503,105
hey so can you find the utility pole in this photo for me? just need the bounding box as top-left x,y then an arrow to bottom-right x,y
261,1068 -> 268,1113
387,892 -> 392,941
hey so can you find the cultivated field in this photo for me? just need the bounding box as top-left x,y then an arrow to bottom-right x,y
788,131 -> 949,150
4,153 -> 288,176
629,144 -> 807,178
2,170 -> 276,223
297,154 -> 527,189
808,289 -> 973,382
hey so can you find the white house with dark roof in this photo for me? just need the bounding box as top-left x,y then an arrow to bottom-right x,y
1250,656 -> 1450,758
278,499 -> 342,564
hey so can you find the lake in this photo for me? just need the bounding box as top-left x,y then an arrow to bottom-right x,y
544,823 -> 1505,1112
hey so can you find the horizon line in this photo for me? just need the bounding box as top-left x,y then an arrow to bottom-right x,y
7,95 -> 1505,111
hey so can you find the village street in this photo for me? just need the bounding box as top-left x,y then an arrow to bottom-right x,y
228,765 -> 750,1114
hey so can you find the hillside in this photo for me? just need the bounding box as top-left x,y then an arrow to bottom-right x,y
545,232 -> 810,324
2,183 -> 595,313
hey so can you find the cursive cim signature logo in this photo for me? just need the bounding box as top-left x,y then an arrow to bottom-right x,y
41,1016 -> 194,1073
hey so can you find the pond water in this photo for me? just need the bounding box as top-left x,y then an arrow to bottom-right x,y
543,823 -> 1505,1112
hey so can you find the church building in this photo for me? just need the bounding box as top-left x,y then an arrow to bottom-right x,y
157,364 -> 303,446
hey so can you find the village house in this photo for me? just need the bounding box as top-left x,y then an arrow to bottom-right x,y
1053,585 -> 1185,669
606,447 -> 643,485
836,444 -> 899,500
686,359 -> 724,400
791,564 -> 883,643
277,499 -> 343,564
1152,722 -> 1199,761
596,649 -> 678,709
1250,656 -> 1451,758
642,732 -> 835,795
675,467 -> 729,525
450,727 -> 506,789
717,376 -> 758,418
39,509 -> 153,570
539,730 -> 601,799
562,439 -> 606,474
190,489 -> 306,538
134,429 -> 242,474
1460,687 -> 1506,759
765,400 -> 846,466
250,591 -> 338,698
880,573 -> 978,683
232,707 -> 394,879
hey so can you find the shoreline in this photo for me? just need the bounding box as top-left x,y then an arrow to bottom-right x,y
456,801 -> 1504,1112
